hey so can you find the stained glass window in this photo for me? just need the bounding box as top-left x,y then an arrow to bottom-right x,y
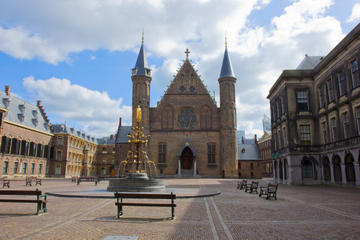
178,109 -> 196,128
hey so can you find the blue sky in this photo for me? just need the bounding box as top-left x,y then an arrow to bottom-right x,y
0,0 -> 359,137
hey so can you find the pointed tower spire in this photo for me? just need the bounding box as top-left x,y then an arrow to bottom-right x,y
133,32 -> 151,76
219,38 -> 235,78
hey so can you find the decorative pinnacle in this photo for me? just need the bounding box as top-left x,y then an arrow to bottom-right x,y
185,48 -> 190,60
225,33 -> 228,49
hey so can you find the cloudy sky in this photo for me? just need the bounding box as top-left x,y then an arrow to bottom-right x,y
0,0 -> 359,138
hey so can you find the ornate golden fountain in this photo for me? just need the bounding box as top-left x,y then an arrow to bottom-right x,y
107,105 -> 165,192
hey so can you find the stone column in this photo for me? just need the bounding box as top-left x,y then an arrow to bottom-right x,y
281,161 -> 285,184
340,153 -> 347,184
178,159 -> 181,177
193,160 -> 197,176
329,163 -> 335,183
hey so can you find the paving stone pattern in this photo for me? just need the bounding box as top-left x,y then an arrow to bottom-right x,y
1,179 -> 360,239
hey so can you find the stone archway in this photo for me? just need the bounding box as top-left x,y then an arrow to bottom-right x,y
333,155 -> 342,184
181,147 -> 194,170
345,153 -> 356,184
302,157 -> 314,179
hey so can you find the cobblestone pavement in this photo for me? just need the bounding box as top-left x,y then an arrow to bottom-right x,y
1,178 -> 360,240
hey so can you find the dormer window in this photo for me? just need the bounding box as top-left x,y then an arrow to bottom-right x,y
3,98 -> 10,108
32,118 -> 38,126
32,110 -> 38,118
18,104 -> 25,113
17,113 -> 25,122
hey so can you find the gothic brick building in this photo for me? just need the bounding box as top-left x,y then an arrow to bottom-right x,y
120,40 -> 238,177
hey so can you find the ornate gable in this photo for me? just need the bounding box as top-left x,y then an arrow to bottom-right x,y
164,60 -> 212,97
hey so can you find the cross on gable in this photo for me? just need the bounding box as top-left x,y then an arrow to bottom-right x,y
185,48 -> 190,60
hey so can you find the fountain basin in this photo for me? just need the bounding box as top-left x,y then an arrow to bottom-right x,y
107,173 -> 165,192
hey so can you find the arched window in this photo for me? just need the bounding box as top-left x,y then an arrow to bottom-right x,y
10,138 -> 17,154
143,83 -> 147,97
162,106 -> 173,129
201,106 -> 212,129
136,83 -> 140,98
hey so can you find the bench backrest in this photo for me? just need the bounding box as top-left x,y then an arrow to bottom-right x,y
268,184 -> 278,192
114,192 -> 176,199
0,189 -> 42,195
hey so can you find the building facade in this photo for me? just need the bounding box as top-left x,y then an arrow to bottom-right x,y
238,136 -> 262,179
0,86 -> 52,178
49,124 -> 98,177
258,131 -> 273,178
128,41 -> 238,177
268,23 -> 360,185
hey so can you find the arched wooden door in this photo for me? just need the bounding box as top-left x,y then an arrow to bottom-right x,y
181,147 -> 193,170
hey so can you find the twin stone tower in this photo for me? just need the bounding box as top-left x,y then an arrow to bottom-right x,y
126,38 -> 238,178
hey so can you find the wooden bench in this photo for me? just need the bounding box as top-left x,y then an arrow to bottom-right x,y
77,176 -> 98,185
237,179 -> 247,190
245,181 -> 259,193
0,189 -> 47,214
25,177 -> 42,186
0,178 -> 10,188
71,176 -> 78,183
259,183 -> 278,200
114,192 -> 176,220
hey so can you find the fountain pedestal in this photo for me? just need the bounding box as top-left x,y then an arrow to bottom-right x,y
107,172 -> 165,192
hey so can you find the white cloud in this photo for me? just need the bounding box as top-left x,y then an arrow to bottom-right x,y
347,3 -> 360,23
0,0 -> 346,135
0,27 -> 65,64
23,76 -> 132,136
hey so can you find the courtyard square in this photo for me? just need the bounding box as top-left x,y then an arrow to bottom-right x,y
1,178 -> 360,240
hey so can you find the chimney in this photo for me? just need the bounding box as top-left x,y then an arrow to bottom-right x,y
5,85 -> 10,96
254,134 -> 257,144
119,117 -> 122,127
37,100 -> 42,107
241,136 -> 244,144
110,134 -> 114,140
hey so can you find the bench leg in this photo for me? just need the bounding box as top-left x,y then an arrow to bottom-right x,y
36,202 -> 41,215
117,198 -> 123,219
171,205 -> 175,220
